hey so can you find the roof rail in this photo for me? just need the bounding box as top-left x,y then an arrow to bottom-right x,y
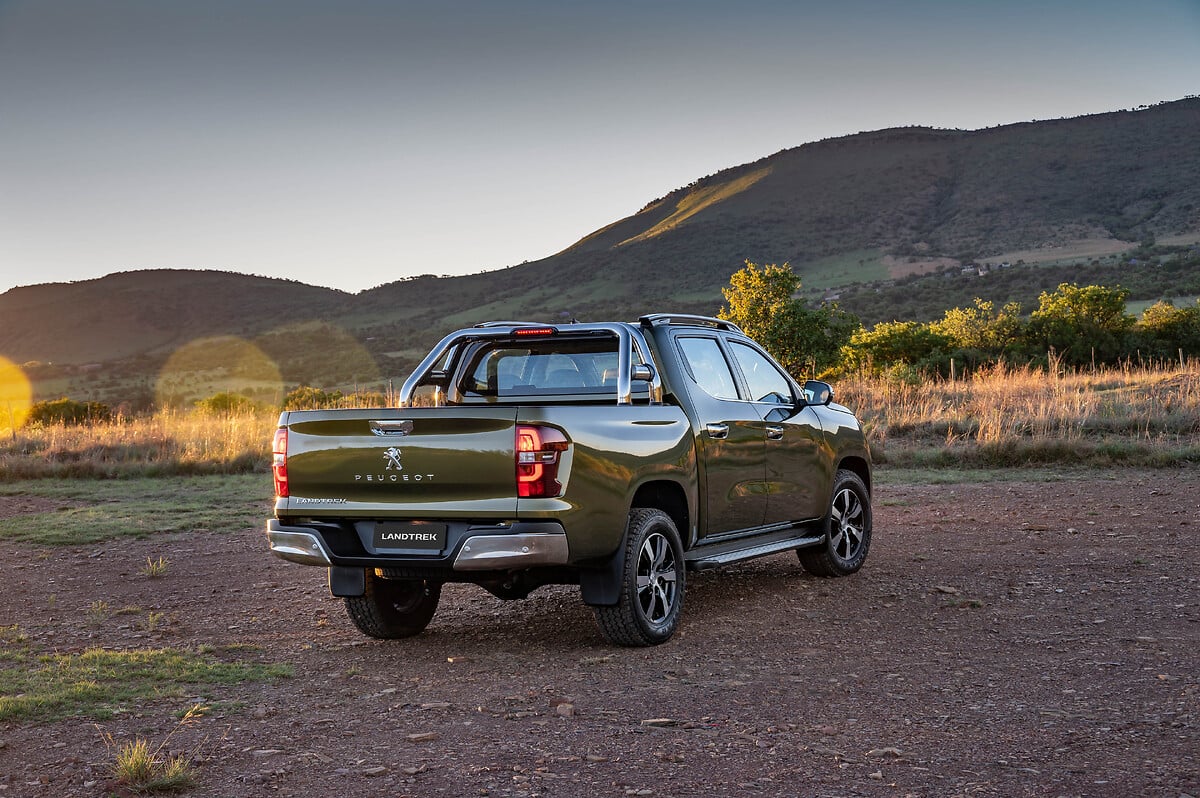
639,313 -> 743,333
473,321 -> 549,328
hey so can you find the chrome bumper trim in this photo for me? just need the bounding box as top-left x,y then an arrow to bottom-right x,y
267,521 -> 333,566
452,532 -> 570,571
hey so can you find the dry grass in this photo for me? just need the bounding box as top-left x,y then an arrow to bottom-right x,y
838,361 -> 1200,467
3,366 -> 1199,478
0,409 -> 275,479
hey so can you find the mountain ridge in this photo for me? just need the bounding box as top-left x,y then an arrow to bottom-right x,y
3,98 -> 1199,388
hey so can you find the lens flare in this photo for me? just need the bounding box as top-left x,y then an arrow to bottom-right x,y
155,337 -> 283,409
0,356 -> 33,431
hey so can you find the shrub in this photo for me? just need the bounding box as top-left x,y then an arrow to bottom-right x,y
194,392 -> 262,415
28,398 -> 112,426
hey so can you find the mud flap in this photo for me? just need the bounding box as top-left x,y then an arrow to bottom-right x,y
328,566 -> 366,597
579,545 -> 624,606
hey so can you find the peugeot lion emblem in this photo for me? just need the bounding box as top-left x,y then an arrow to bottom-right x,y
383,447 -> 403,471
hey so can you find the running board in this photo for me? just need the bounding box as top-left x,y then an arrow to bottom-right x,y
686,533 -> 824,571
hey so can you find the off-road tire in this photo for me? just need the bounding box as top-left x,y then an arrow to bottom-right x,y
593,508 -> 686,647
344,570 -> 441,639
799,469 -> 872,577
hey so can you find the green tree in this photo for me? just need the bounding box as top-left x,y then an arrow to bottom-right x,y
1135,299 -> 1200,359
841,321 -> 953,372
932,298 -> 1024,353
1026,283 -> 1135,365
718,261 -> 857,376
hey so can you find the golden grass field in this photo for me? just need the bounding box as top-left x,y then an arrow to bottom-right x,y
839,360 -> 1200,466
1,362 -> 1197,478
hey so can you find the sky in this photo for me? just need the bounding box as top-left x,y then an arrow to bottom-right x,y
1,0 -> 1199,297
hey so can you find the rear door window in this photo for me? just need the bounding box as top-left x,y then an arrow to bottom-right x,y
676,336 -> 740,401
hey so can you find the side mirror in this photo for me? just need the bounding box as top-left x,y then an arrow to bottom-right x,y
631,364 -> 655,382
803,379 -> 833,407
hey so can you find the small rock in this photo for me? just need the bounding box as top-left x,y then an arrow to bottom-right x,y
556,703 -> 576,717
407,732 -> 439,743
251,706 -> 268,718
933,585 -> 959,595
640,718 -> 677,727
251,749 -> 283,757
363,766 -> 388,777
866,747 -> 904,758
585,754 -> 608,763
868,770 -> 883,780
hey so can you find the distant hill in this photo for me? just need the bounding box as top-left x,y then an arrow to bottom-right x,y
0,270 -> 349,364
2,98 -> 1199,398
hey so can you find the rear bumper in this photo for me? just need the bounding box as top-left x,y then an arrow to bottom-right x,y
266,519 -> 570,571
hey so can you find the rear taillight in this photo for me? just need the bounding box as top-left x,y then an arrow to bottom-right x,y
516,424 -> 569,498
272,427 -> 289,498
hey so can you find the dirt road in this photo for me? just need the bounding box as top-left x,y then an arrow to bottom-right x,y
1,471 -> 1198,797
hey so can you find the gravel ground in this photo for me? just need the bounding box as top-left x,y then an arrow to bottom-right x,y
1,470 -> 1198,797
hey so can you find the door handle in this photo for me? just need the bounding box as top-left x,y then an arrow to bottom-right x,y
370,420 -> 414,436
705,423 -> 729,440
765,425 -> 784,440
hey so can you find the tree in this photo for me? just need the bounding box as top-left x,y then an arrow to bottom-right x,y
1135,299 -> 1200,359
718,261 -> 857,376
932,298 -> 1024,354
841,321 -> 954,372
1026,283 -> 1135,365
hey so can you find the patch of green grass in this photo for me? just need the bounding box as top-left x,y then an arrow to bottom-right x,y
1126,295 -> 1198,316
0,473 -> 269,545
0,636 -> 292,722
110,735 -> 197,793
104,703 -> 206,792
796,249 -> 889,292
141,556 -> 170,578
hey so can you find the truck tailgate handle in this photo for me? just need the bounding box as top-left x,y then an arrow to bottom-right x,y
370,420 -> 414,436
766,425 -> 784,440
705,423 -> 729,440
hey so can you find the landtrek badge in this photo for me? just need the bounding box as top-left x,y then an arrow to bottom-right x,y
384,447 -> 403,471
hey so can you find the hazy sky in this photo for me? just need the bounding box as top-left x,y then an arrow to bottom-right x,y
1,0 -> 1198,296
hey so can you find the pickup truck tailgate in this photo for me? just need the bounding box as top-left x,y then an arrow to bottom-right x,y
279,408 -> 519,518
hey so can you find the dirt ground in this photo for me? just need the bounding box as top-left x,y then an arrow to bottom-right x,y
1,470 -> 1198,798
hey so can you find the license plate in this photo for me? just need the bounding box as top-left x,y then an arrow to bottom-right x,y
372,522 -> 447,552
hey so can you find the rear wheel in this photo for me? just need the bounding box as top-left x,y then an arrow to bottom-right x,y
593,508 -> 685,646
344,570 -> 441,639
798,469 -> 872,577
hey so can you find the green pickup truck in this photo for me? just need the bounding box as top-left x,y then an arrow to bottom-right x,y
268,314 -> 872,646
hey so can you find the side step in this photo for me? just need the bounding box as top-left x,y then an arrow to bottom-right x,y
686,532 -> 824,571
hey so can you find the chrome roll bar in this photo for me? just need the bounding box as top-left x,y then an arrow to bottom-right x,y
398,323 -> 662,407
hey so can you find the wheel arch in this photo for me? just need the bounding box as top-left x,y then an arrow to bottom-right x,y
629,478 -> 691,547
836,455 -> 872,496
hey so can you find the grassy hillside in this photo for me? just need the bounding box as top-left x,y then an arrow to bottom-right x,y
0,270 -> 349,364
2,98 -> 1199,396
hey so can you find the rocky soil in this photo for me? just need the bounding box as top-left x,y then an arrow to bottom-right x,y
1,470 -> 1197,797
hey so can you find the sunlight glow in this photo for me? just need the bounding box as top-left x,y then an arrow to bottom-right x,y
155,337 -> 283,410
0,356 -> 33,432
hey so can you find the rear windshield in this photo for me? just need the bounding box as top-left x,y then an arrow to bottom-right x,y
459,336 -> 635,398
